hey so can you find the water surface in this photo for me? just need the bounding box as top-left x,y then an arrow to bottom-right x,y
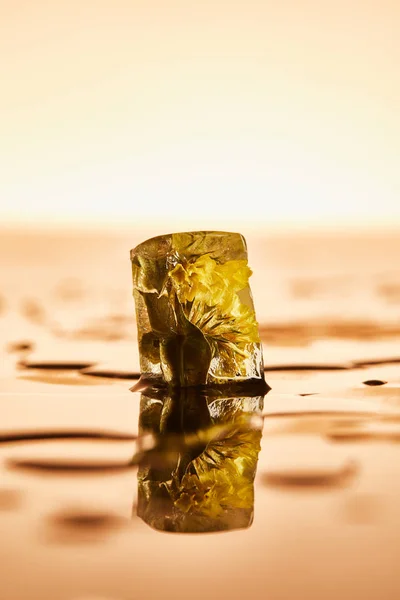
0,228 -> 399,600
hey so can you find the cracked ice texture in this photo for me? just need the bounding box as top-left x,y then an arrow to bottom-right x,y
131,231 -> 264,387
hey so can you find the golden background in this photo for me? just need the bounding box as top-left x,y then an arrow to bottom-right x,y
1,0 -> 399,230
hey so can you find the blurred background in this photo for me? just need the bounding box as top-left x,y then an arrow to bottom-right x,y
0,7 -> 400,599
0,0 -> 399,359
1,0 -> 399,231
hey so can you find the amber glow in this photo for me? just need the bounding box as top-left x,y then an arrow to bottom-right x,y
1,1 -> 399,229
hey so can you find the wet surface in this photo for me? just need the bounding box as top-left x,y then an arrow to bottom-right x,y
7,458 -> 137,474
0,228 -> 399,599
45,509 -> 129,546
19,360 -> 97,370
261,460 -> 357,488
0,488 -> 23,510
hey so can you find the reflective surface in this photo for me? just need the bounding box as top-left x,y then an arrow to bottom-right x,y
0,228 -> 400,600
137,386 -> 265,533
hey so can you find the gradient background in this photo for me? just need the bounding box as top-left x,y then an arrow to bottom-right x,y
1,7 -> 400,599
1,0 -> 399,231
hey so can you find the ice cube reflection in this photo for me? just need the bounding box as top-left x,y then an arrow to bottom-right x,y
136,386 -> 267,533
